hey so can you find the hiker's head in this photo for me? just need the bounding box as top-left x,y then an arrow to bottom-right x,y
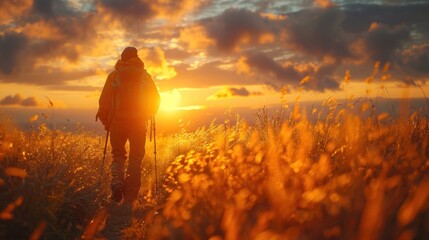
121,47 -> 138,61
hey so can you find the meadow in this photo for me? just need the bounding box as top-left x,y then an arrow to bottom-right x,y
0,97 -> 428,239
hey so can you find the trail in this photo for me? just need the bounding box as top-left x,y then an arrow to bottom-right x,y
81,186 -> 162,239
81,202 -> 135,240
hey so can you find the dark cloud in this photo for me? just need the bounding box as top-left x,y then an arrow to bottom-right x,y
0,32 -> 28,74
21,97 -> 40,107
0,0 -> 98,83
278,3 -> 428,82
32,0 -> 96,18
199,3 -> 428,88
100,0 -> 156,24
201,8 -> 277,51
0,94 -> 40,107
244,52 -> 340,91
228,87 -> 250,96
99,0 -> 210,28
32,0 -> 55,17
309,63 -> 340,90
209,87 -> 262,100
0,94 -> 22,105
0,0 -> 208,83
400,44 -> 429,75
341,3 -> 429,34
245,53 -> 301,82
282,7 -> 352,60
364,23 -> 410,64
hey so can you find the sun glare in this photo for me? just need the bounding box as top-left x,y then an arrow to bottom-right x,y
160,90 -> 181,112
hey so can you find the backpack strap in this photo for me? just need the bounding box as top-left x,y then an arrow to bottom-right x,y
110,70 -> 120,122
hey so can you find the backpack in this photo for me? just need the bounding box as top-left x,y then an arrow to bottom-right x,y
111,66 -> 160,121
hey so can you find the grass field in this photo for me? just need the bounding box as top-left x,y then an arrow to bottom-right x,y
0,98 -> 428,239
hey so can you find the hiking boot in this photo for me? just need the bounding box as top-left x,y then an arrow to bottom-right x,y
111,185 -> 123,203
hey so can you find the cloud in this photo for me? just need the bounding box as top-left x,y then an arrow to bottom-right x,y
179,25 -> 214,50
314,0 -> 336,8
32,0 -> 57,17
281,7 -> 352,60
154,0 -> 211,20
399,44 -> 429,76
200,8 -> 278,52
138,47 -> 177,80
240,52 -> 340,91
364,23 -> 410,64
0,0 -> 32,24
99,0 -> 156,25
208,87 -> 263,100
0,0 -> 99,78
232,3 -> 428,72
245,53 -> 301,81
0,0 -> 208,86
226,3 -> 428,88
0,32 -> 28,74
0,94 -> 40,107
21,97 -> 40,107
341,3 -> 429,34
1,0 -> 429,96
100,0 -> 210,26
0,94 -> 22,105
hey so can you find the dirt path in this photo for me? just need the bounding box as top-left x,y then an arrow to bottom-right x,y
82,202 -> 136,239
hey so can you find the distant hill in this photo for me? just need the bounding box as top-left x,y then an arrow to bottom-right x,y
1,98 -> 428,135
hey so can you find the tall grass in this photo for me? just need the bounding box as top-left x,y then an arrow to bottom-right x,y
139,101 -> 429,240
1,98 -> 428,239
0,115 -> 108,239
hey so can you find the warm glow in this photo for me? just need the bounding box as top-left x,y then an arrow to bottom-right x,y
160,89 -> 181,112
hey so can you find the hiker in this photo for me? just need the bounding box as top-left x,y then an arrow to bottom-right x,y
96,47 -> 160,203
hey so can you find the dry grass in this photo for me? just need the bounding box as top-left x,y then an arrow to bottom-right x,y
1,98 -> 428,239
0,115 -> 108,239
138,100 -> 429,240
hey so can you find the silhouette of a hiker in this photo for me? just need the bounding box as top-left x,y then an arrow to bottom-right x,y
96,47 -> 160,203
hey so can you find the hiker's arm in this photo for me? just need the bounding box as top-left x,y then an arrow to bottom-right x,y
96,72 -> 115,128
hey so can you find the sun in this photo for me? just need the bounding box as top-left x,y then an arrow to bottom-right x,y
160,90 -> 181,112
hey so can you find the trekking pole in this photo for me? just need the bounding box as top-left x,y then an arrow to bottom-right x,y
152,115 -> 158,197
98,129 -> 109,186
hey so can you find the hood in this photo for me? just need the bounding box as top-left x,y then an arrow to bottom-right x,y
114,56 -> 144,71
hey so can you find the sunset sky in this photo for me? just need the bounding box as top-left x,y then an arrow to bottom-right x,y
1,0 -> 428,126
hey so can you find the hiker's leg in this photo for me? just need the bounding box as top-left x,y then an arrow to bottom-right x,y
110,121 -> 128,201
124,122 -> 147,202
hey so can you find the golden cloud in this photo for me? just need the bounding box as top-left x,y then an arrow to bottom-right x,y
236,57 -> 253,75
179,25 -> 214,50
138,47 -> 177,80
0,0 -> 32,25
17,20 -> 64,40
155,0 -> 208,21
314,0 -> 336,8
